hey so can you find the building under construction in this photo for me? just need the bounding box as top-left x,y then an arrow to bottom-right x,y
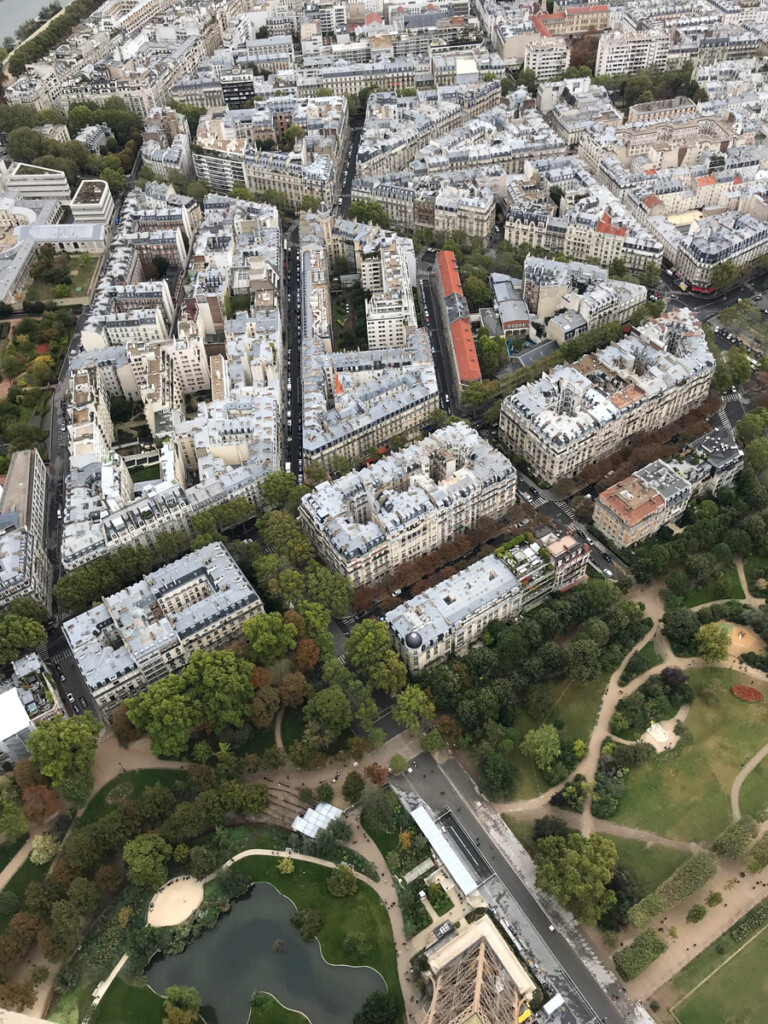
424,916 -> 535,1024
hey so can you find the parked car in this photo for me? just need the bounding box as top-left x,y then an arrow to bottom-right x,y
79,696 -> 87,709
66,692 -> 75,702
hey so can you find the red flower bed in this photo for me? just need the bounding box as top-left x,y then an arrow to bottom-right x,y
731,685 -> 763,703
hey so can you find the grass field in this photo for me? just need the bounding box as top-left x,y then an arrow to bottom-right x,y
26,256 -> 98,303
670,920 -> 768,1024
280,707 -> 305,750
502,815 -> 536,856
742,555 -> 768,598
92,978 -> 165,1024
738,757 -> 768,821
235,857 -> 402,1014
0,833 -> 28,872
481,670 -> 611,801
613,668 -> 768,842
597,835 -> 687,898
79,769 -> 185,825
249,993 -> 307,1024
680,566 -> 744,607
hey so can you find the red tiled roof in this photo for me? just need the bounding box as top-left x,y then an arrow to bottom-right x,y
437,249 -> 463,298
597,212 -> 626,237
450,319 -> 481,385
696,175 -> 716,186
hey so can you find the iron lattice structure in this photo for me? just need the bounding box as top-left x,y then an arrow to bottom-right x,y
425,936 -> 526,1024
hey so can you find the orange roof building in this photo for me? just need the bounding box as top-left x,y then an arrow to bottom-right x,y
435,250 -> 482,387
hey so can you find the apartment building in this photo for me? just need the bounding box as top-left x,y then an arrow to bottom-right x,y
0,689 -> 36,765
595,30 -> 671,76
434,251 -> 481,388
498,308 -> 715,484
351,173 -> 495,241
506,187 -> 663,273
386,528 -> 589,672
524,37 -> 570,81
63,543 -> 264,710
299,210 -> 437,470
299,424 -> 516,587
594,428 -> 743,547
0,450 -> 53,614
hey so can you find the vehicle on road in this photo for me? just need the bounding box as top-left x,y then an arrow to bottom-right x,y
66,692 -> 75,702
79,696 -> 87,709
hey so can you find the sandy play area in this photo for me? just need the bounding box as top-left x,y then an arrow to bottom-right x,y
147,876 -> 204,927
716,620 -> 766,658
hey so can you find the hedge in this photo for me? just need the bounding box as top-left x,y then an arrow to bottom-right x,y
747,834 -> 768,874
730,898 -> 768,942
655,851 -> 717,908
627,893 -> 663,929
711,817 -> 758,860
614,930 -> 667,981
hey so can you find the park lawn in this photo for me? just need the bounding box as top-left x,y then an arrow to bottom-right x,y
738,757 -> 768,821
680,566 -> 744,607
235,856 -> 402,1014
626,640 -> 663,681
26,256 -> 98,303
742,554 -> 768,598
674,922 -> 768,1024
597,835 -> 687,898
235,727 -> 278,757
502,815 -> 536,857
0,833 -> 28,872
249,994 -> 306,1024
92,977 -> 165,1024
280,707 -> 305,750
613,668 -> 768,842
0,854 -> 50,931
500,670 -> 610,801
80,769 -> 186,825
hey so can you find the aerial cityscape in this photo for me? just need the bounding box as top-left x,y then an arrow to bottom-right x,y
0,0 -> 767,1022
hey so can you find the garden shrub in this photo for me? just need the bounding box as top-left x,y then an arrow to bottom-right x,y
747,834 -> 768,873
686,904 -> 706,923
627,893 -> 663,929
731,898 -> 768,941
613,930 -> 667,981
655,852 -> 717,908
711,817 -> 758,859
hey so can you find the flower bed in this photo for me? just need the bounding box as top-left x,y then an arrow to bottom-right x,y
731,685 -> 763,703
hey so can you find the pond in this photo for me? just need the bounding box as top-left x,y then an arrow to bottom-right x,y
147,882 -> 386,1024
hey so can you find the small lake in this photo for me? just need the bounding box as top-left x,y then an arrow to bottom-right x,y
147,882 -> 386,1024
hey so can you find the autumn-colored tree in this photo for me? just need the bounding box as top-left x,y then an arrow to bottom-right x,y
111,703 -> 140,745
279,671 -> 314,708
12,758 -> 40,790
283,610 -> 306,638
398,830 -> 413,852
365,763 -> 389,786
251,665 -> 271,690
295,637 -> 320,673
21,784 -> 59,824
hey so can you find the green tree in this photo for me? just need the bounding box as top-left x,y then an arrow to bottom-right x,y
520,724 -> 561,772
353,991 -> 399,1024
711,260 -> 739,292
304,684 -> 352,741
164,986 -> 201,1013
745,436 -> 768,476
388,754 -> 407,775
345,620 -> 406,694
277,857 -> 295,874
327,863 -> 358,897
342,771 -> 365,804
123,833 -> 173,890
347,200 -> 390,229
694,622 -> 731,662
181,651 -> 253,734
392,685 -> 435,735
243,611 -> 298,665
535,833 -> 618,924
126,674 -> 200,758
462,275 -> 491,309
27,713 -> 101,802
67,877 -> 100,917
0,615 -> 46,664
